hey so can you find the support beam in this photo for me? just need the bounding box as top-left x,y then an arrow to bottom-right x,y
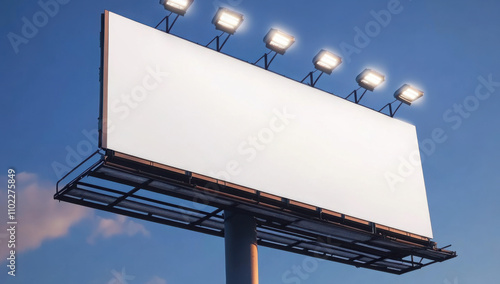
224,210 -> 259,284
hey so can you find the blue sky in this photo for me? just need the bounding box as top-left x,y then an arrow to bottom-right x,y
1,0 -> 499,283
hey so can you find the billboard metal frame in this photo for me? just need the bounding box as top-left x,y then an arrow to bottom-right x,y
55,10 -> 456,279
55,150 -> 456,275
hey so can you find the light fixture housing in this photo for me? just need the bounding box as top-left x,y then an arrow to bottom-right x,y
263,29 -> 295,55
313,50 -> 342,74
394,84 -> 424,105
160,0 -> 194,16
212,7 -> 244,35
355,69 -> 385,91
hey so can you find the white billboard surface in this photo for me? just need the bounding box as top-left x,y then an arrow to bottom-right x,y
102,11 -> 433,238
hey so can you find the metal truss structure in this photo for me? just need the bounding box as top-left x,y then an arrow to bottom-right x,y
55,150 -> 456,275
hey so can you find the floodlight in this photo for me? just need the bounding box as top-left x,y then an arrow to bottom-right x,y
264,29 -> 295,55
156,0 -> 193,33
313,50 -> 342,74
212,8 -> 244,35
301,50 -> 342,87
160,0 -> 194,16
379,84 -> 424,117
254,29 -> 295,70
394,84 -> 424,105
345,69 -> 385,104
356,69 -> 385,91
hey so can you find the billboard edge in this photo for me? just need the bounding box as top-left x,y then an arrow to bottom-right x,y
98,10 -> 109,149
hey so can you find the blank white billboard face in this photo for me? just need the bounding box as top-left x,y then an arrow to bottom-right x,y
101,11 -> 433,238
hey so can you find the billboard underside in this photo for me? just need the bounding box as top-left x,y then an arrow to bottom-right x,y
101,11 -> 433,238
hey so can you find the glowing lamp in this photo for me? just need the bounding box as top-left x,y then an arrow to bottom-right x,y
160,0 -> 194,16
356,69 -> 385,91
394,84 -> 424,105
313,50 -> 342,74
212,8 -> 244,34
264,29 -> 295,54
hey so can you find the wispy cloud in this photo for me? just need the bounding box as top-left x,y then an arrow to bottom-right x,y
87,214 -> 150,244
146,276 -> 168,284
0,172 -> 152,263
0,172 -> 91,261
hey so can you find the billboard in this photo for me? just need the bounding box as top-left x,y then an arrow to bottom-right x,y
100,11 -> 433,238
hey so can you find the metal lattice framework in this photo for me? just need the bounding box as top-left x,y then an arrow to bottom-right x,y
55,150 -> 456,275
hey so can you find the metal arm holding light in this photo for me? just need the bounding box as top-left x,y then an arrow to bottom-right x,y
379,84 -> 424,117
301,50 -> 342,87
207,7 -> 244,52
254,50 -> 279,70
254,29 -> 295,70
346,69 -> 385,104
379,99 -> 403,117
346,87 -> 369,104
156,0 -> 194,33
301,70 -> 324,87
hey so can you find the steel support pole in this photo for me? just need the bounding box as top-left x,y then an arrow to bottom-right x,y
224,210 -> 258,284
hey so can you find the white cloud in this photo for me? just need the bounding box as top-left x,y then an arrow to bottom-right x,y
0,172 -> 92,261
0,172 -> 152,263
87,214 -> 150,244
146,276 -> 168,284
